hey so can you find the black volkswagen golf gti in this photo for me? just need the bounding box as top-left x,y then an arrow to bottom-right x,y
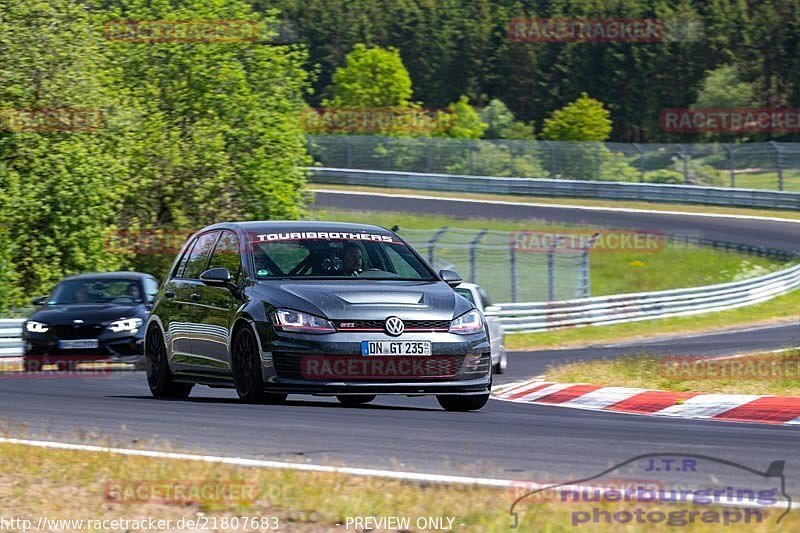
146,221 -> 493,411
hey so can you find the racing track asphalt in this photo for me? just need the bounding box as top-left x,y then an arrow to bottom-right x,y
1,190 -> 799,505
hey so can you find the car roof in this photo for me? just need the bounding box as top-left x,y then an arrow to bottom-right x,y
202,220 -> 395,235
61,271 -> 155,281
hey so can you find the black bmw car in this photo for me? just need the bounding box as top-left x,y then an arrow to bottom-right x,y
23,272 -> 159,371
145,221 -> 493,411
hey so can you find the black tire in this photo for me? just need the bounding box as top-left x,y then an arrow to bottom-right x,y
336,395 -> 376,406
231,325 -> 287,405
145,325 -> 193,399
436,393 -> 490,411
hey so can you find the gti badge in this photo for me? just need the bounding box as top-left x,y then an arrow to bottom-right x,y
384,316 -> 404,336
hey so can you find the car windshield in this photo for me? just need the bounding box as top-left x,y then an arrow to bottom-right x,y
48,279 -> 144,305
249,232 -> 436,281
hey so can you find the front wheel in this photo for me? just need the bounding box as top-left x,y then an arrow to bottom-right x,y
231,325 -> 287,405
145,326 -> 193,399
337,395 -> 376,406
436,393 -> 490,412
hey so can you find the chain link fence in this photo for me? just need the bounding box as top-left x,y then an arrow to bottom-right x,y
307,135 -> 800,192
397,228 -> 591,302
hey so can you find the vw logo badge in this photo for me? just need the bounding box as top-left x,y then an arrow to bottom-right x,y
384,316 -> 405,336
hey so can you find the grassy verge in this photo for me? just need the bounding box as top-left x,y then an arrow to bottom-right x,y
312,183 -> 800,221
311,208 -> 786,297
506,289 -> 800,351
0,440 -> 794,532
545,350 -> 800,396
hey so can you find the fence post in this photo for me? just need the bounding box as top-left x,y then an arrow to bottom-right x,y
427,227 -> 449,265
467,140 -> 475,175
384,136 -> 392,170
547,236 -> 564,302
633,143 -> 645,182
469,230 -> 488,283
771,141 -> 784,191
509,238 -> 517,303
579,233 -> 600,298
426,139 -> 433,172
678,145 -> 689,184
595,142 -> 602,180
543,141 -> 556,178
346,135 -> 353,168
723,143 -> 735,188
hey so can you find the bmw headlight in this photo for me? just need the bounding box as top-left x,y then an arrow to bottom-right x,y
108,317 -> 143,333
25,321 -> 49,334
272,309 -> 335,334
449,309 -> 484,335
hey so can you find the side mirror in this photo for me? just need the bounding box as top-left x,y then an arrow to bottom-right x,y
31,296 -> 48,306
439,269 -> 463,288
199,267 -> 232,287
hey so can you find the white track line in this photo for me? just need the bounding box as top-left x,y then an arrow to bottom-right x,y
1,437 -> 790,513
0,437 -> 515,488
313,188 -> 800,225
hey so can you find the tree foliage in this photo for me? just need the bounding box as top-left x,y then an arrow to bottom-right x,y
541,93 -> 613,142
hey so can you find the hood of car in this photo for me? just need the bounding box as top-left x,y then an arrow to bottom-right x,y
28,303 -> 146,326
252,280 -> 472,320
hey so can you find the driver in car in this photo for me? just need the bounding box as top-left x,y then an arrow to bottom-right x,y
341,244 -> 363,276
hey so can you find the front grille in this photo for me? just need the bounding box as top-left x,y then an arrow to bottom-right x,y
273,352 -> 463,381
334,319 -> 450,332
52,325 -> 104,339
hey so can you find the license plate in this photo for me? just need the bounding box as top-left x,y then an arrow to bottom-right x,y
58,339 -> 99,350
361,341 -> 432,356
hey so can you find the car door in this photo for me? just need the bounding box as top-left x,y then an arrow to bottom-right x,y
191,230 -> 243,375
169,230 -> 220,372
160,236 -> 200,365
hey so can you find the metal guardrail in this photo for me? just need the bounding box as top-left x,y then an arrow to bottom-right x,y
310,167 -> 800,210
488,263 -> 800,332
0,319 -> 24,357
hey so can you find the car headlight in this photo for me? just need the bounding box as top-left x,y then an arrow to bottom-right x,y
108,318 -> 143,333
25,321 -> 49,333
272,309 -> 335,334
449,309 -> 484,335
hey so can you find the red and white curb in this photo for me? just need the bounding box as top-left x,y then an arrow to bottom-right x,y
492,379 -> 800,426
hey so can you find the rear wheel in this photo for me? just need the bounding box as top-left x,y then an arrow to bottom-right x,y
231,325 -> 287,405
145,326 -> 193,399
336,395 -> 376,406
436,393 -> 490,411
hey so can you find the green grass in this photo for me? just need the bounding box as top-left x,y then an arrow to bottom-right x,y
506,288 -> 800,351
732,170 -> 800,192
311,208 -> 788,297
545,350 -> 800,396
1,439 -> 796,532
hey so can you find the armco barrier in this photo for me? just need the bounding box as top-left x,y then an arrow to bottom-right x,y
309,167 -> 800,210
487,262 -> 800,332
0,319 -> 24,357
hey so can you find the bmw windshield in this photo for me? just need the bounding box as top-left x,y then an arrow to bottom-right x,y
48,278 -> 145,305
249,231 -> 436,281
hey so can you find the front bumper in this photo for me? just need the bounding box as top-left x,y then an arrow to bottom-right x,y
258,326 -> 492,395
23,331 -> 144,363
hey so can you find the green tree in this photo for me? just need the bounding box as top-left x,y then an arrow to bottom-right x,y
0,0 -> 129,310
692,65 -> 756,108
326,44 -> 413,108
541,93 -> 613,142
443,95 -> 487,139
480,99 -> 535,140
